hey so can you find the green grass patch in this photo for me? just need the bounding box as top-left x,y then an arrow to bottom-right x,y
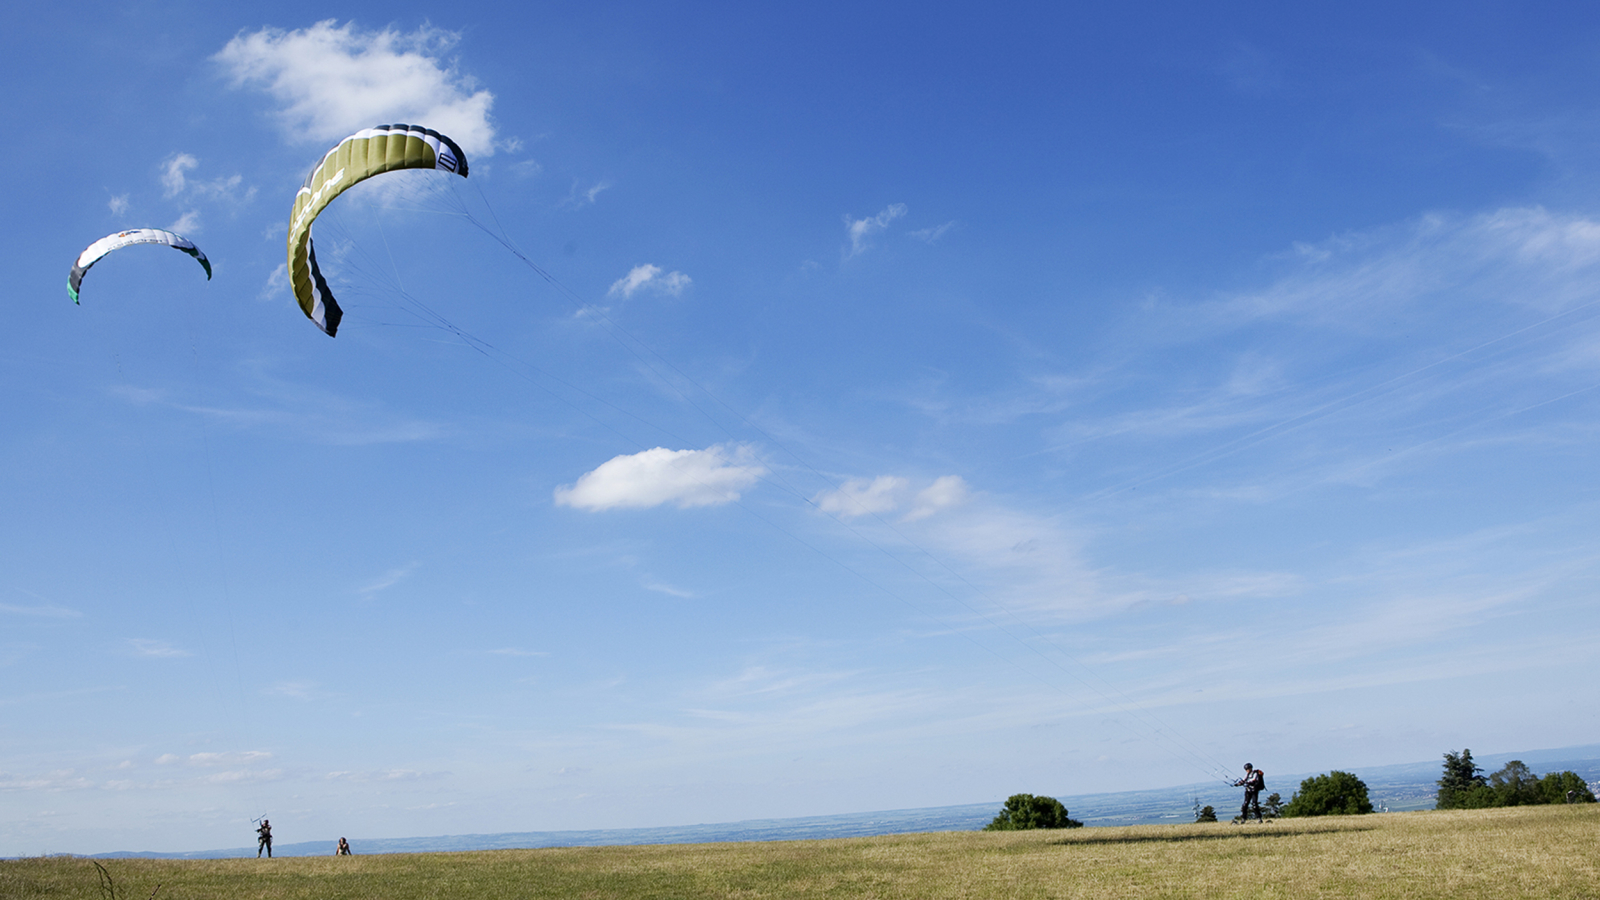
5,805 -> 1597,899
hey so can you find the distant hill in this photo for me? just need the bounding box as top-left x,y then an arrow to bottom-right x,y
89,744 -> 1600,859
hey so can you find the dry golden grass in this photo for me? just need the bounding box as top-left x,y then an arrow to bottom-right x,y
4,805 -> 1597,899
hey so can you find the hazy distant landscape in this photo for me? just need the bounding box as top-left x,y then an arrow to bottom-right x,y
84,744 -> 1600,859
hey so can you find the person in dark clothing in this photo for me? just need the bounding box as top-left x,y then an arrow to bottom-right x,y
1234,764 -> 1265,822
256,819 -> 273,858
336,837 -> 352,856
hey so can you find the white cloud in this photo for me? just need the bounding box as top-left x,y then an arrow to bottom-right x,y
107,194 -> 130,215
903,475 -> 970,522
0,602 -> 80,618
844,203 -> 907,257
260,263 -> 289,302
812,474 -> 968,522
216,20 -> 497,157
1201,207 -> 1600,332
608,264 -> 692,298
910,221 -> 956,243
160,153 -> 254,207
183,751 -> 272,768
128,639 -> 190,658
814,476 -> 908,518
161,153 -> 197,197
358,562 -> 418,596
554,444 -> 767,511
264,680 -> 320,699
564,178 -> 613,208
168,210 -> 201,234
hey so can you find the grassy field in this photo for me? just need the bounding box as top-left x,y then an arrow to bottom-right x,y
5,805 -> 1597,899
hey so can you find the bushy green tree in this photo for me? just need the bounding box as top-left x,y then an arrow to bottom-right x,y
1283,771 -> 1373,817
1263,793 -> 1285,819
1488,760 -> 1542,807
1195,805 -> 1218,823
1435,748 -> 1594,809
985,794 -> 1083,830
1538,770 -> 1596,804
1435,749 -> 1489,810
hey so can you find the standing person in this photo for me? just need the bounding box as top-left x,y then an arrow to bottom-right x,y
256,819 -> 273,858
1234,764 -> 1265,822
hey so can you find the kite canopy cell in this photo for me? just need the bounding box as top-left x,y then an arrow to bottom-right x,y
287,123 -> 470,337
68,229 -> 212,303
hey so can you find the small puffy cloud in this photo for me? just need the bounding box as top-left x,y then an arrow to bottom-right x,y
904,475 -> 970,521
555,444 -> 766,511
160,153 -> 253,206
162,153 -> 198,197
814,476 -> 908,518
168,210 -> 201,234
813,474 -> 969,522
844,203 -> 907,257
216,20 -> 497,157
608,264 -> 691,298
260,262 -> 289,301
108,193 -> 130,215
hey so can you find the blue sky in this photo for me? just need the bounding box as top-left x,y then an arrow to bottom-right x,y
5,1 -> 1600,855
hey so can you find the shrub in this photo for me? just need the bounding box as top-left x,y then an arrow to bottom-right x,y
1284,771 -> 1373,817
985,793 -> 1084,830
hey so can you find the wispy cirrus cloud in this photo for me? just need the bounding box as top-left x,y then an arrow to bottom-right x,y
108,374 -> 447,447
359,562 -> 418,596
127,639 -> 190,659
160,153 -> 253,206
844,203 -> 907,257
0,599 -> 80,618
564,178 -> 613,209
216,20 -> 498,156
555,444 -> 767,511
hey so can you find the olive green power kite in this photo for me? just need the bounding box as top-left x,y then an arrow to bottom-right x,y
288,123 -> 469,336
68,229 -> 211,303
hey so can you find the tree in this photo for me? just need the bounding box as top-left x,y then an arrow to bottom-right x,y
985,794 -> 1083,830
1263,793 -> 1286,819
1487,760 -> 1545,807
1436,748 -> 1492,810
1283,771 -> 1373,817
1195,805 -> 1218,823
1538,770 -> 1597,804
